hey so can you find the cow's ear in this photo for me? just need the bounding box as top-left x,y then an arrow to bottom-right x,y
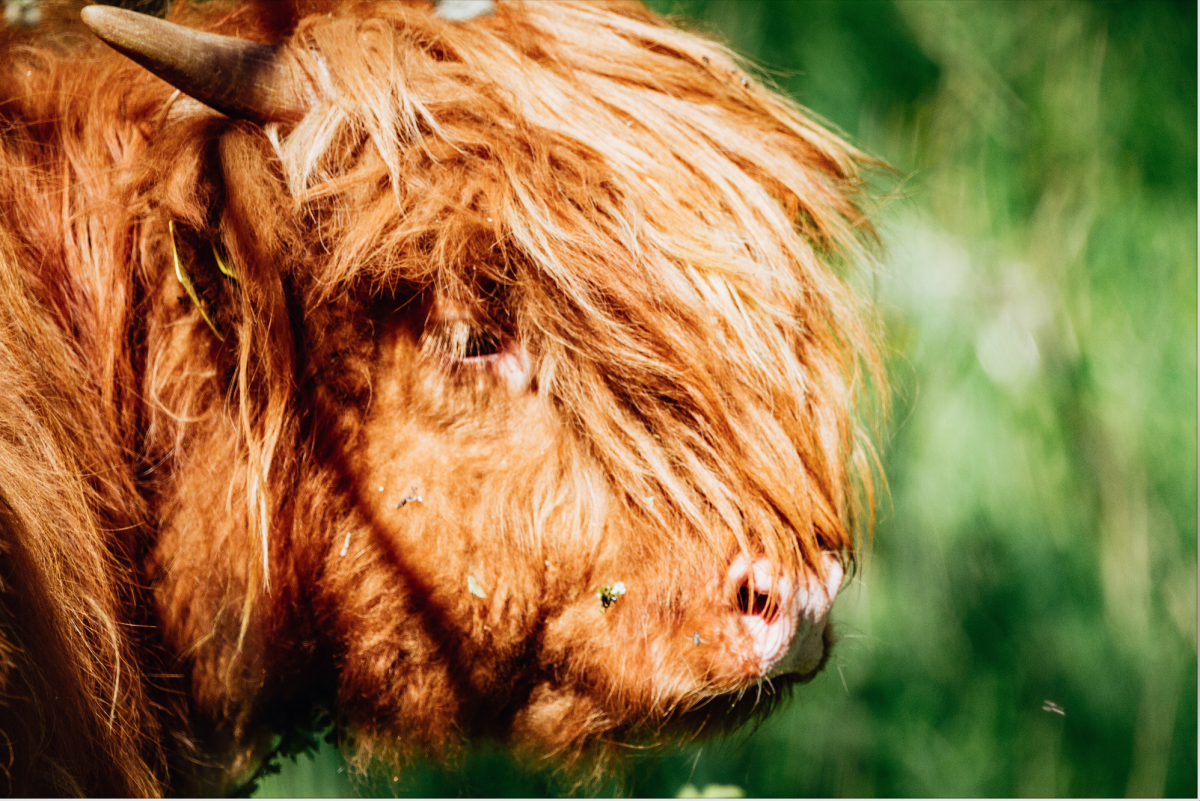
217,125 -> 300,288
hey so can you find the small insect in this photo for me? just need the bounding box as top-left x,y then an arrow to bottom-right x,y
395,485 -> 423,509
598,581 -> 626,611
467,575 -> 486,598
692,632 -> 708,647
1041,700 -> 1066,716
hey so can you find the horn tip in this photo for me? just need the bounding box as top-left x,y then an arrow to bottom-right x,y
79,4 -> 102,28
80,4 -> 118,30
80,4 -> 142,44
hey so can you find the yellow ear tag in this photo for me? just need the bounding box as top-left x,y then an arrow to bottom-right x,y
212,239 -> 238,281
169,220 -> 224,341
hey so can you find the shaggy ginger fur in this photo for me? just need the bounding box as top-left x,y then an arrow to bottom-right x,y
0,0 -> 882,794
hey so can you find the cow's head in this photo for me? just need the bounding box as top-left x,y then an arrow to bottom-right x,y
85,0 -> 881,779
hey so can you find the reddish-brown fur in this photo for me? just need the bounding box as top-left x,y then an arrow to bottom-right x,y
0,0 -> 882,794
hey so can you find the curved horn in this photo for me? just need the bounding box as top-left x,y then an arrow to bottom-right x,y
80,5 -> 305,124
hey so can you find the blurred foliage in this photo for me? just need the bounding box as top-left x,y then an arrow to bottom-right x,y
256,0 -> 1196,797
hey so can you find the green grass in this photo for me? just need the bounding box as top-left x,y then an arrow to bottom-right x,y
256,1 -> 1197,796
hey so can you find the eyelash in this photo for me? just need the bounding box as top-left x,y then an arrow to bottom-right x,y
423,319 -> 507,365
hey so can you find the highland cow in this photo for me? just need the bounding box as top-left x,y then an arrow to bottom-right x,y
0,0 -> 881,795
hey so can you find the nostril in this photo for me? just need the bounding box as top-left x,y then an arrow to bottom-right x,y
735,581 -> 776,620
729,555 -> 786,623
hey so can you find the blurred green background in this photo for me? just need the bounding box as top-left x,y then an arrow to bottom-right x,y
255,0 -> 1197,796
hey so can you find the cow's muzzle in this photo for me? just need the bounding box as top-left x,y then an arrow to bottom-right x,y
727,551 -> 844,679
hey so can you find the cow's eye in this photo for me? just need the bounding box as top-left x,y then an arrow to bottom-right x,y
421,301 -> 531,391
423,317 -> 507,365
441,320 -> 504,362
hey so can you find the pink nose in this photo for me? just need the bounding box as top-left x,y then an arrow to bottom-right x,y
728,552 -> 844,677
